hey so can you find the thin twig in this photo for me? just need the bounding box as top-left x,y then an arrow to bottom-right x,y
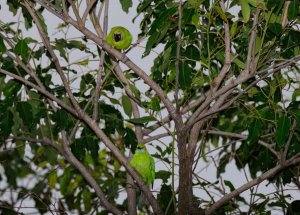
175,0 -> 182,113
185,9 -> 260,131
203,129 -> 279,158
82,0 -> 96,25
23,0 -> 82,114
0,31 -> 57,111
66,0 -> 84,28
144,133 -> 170,143
206,156 -> 300,214
185,55 -> 300,130
92,0 -> 108,120
35,0 -> 181,128
282,119 -> 297,162
0,68 -> 78,117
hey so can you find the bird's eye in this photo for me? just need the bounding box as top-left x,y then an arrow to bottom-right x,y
114,33 -> 122,42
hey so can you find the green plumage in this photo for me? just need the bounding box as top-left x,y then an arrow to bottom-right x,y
130,144 -> 155,187
106,26 -> 132,50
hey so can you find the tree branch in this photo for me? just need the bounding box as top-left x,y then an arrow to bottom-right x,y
204,129 -> 279,158
1,65 -> 163,213
245,10 -> 260,74
35,0 -> 182,128
0,31 -> 57,111
61,131 -> 123,215
185,8 -> 260,131
0,68 -> 78,117
82,0 -> 97,25
144,133 -> 170,143
14,135 -> 122,215
92,0 -> 108,120
206,156 -> 300,215
185,54 -> 300,130
175,0 -> 182,113
282,119 -> 297,162
80,114 -> 163,214
23,0 -> 82,114
66,0 -> 84,28
188,0 -> 232,156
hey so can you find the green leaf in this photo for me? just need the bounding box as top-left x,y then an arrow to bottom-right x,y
0,37 -> 7,53
129,84 -> 141,99
36,11 -> 48,35
14,39 -> 30,61
82,127 -> 99,160
4,165 -> 17,188
288,0 -> 299,20
124,127 -> 137,152
71,139 -> 86,161
0,76 -> 4,93
290,200 -> 300,214
99,103 -> 124,134
74,59 -> 89,66
275,115 -> 291,148
224,180 -> 235,192
49,171 -> 57,189
7,0 -> 20,15
67,40 -> 86,50
185,45 -> 200,62
248,0 -> 265,7
121,95 -> 132,117
188,0 -> 202,8
232,55 -> 245,69
82,188 -> 91,212
217,154 -> 230,177
45,147 -> 58,165
0,110 -> 13,138
247,119 -> 262,145
144,7 -> 176,56
119,0 -> 132,13
155,170 -> 171,183
16,101 -> 33,127
240,0 -> 250,23
191,12 -> 200,29
51,109 -> 73,131
15,140 -> 25,157
127,116 -> 157,125
290,109 -> 300,126
21,5 -> 33,30
157,184 -> 175,215
144,31 -> 159,57
230,22 -> 238,38
269,23 -> 282,36
215,6 -> 228,22
60,167 -> 73,195
179,61 -> 193,89
150,96 -> 160,111
54,39 -> 68,60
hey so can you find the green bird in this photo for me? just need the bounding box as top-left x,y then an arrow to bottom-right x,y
130,144 -> 155,187
106,26 -> 132,50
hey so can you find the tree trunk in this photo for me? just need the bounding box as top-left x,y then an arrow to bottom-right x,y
177,132 -> 191,215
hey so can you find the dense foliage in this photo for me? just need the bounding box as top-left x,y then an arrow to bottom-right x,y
0,0 -> 299,214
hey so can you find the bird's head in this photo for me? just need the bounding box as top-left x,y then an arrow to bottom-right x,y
113,31 -> 122,42
106,26 -> 132,50
135,144 -> 147,154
